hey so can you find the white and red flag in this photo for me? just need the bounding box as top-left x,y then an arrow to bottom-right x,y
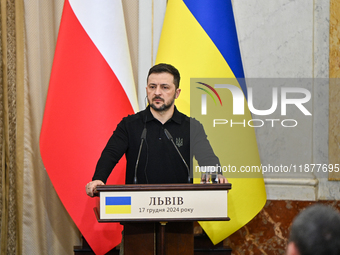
40,0 -> 138,254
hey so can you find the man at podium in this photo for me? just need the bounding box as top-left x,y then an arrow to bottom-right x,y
86,63 -> 227,197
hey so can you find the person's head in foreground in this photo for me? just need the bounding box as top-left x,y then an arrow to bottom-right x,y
287,204 -> 340,255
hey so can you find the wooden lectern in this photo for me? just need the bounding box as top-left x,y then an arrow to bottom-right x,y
95,183 -> 231,255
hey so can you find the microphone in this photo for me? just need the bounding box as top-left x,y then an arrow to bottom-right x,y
133,128 -> 147,184
164,129 -> 191,183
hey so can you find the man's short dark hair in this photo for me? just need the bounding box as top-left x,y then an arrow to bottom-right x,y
147,63 -> 180,89
288,204 -> 340,255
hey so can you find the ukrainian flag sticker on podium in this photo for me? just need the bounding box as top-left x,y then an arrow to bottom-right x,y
105,196 -> 132,214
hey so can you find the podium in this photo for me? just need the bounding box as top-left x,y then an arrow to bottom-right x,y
95,183 -> 231,255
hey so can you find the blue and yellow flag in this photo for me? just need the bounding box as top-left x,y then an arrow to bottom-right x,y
156,0 -> 267,244
105,196 -> 131,214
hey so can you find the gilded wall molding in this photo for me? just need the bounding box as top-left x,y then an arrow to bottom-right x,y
329,0 -> 340,180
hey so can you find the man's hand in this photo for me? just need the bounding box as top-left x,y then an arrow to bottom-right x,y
217,174 -> 228,183
201,174 -> 228,184
86,180 -> 104,197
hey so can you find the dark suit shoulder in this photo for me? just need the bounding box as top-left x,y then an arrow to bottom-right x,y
120,109 -> 145,125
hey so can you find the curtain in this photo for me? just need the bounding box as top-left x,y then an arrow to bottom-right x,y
21,0 -> 81,254
1,0 -> 81,254
0,0 -> 139,254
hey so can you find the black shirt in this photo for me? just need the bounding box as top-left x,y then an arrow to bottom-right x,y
93,106 -> 220,184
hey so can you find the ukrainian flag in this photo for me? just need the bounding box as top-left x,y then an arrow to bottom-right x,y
156,0 -> 267,245
105,196 -> 131,214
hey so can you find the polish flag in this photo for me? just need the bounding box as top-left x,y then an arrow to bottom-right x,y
40,0 -> 138,254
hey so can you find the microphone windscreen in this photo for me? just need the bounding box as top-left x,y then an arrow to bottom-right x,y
164,128 -> 173,140
141,128 -> 147,139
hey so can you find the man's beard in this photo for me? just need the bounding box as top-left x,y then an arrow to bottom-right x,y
148,95 -> 175,112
